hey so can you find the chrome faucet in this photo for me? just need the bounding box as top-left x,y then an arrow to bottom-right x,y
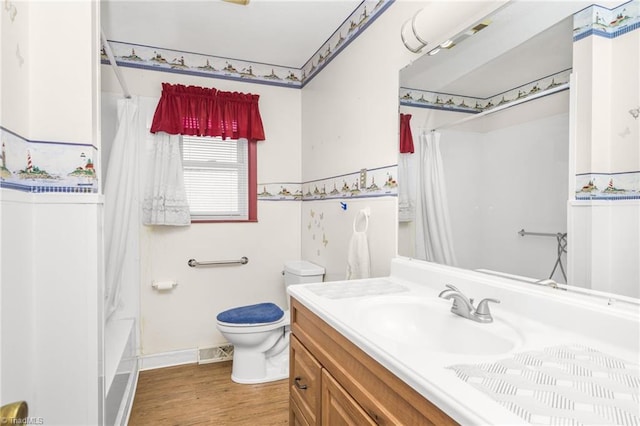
438,284 -> 500,323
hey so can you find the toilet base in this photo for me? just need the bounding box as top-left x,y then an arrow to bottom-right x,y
231,341 -> 289,384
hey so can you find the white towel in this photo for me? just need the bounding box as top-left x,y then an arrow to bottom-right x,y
346,210 -> 371,280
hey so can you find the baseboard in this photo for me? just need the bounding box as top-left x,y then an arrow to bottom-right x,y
139,349 -> 198,371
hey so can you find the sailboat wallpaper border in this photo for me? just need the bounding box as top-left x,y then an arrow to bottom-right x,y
101,0 -> 394,90
258,165 -> 398,202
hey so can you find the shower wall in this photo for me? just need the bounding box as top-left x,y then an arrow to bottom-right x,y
443,112 -> 570,281
400,94 -> 570,283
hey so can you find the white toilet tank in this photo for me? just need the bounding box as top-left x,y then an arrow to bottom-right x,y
284,260 -> 324,287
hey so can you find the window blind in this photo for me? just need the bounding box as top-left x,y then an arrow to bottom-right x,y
182,136 -> 248,220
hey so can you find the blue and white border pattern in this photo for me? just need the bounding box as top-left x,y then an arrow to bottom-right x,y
0,127 -> 98,194
258,165 -> 398,201
102,0 -> 394,90
400,69 -> 571,114
573,0 -> 640,41
299,0 -> 393,87
575,171 -> 640,200
102,41 -> 305,89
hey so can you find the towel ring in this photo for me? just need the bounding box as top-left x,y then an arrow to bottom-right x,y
353,210 -> 369,233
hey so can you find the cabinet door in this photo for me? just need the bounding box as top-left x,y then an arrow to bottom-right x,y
321,370 -> 377,426
290,397 -> 311,426
290,335 -> 322,425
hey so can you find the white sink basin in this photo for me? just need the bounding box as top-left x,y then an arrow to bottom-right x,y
355,296 -> 523,356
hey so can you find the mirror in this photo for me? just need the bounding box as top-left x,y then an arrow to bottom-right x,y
398,1 -> 639,299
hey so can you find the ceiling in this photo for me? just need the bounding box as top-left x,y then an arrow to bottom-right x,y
100,0 -> 362,69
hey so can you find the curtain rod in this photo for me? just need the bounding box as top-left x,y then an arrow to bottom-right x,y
100,28 -> 131,99
431,82 -> 570,132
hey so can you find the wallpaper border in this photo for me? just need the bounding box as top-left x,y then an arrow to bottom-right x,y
101,0 -> 394,90
0,127 -> 99,194
258,164 -> 398,202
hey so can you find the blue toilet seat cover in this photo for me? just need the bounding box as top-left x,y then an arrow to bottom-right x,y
217,302 -> 284,324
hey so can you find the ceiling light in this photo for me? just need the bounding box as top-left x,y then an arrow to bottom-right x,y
427,47 -> 440,56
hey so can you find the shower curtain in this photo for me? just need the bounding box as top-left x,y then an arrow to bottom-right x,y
415,131 -> 458,266
104,98 -> 140,319
104,96 -> 191,317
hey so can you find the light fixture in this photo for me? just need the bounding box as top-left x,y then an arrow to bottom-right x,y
400,15 -> 428,53
440,39 -> 454,48
400,2 -> 503,54
467,22 -> 490,35
427,47 -> 441,56
222,0 -> 250,5
630,107 -> 640,119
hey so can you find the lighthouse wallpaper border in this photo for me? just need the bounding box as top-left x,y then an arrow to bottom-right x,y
0,128 -> 98,194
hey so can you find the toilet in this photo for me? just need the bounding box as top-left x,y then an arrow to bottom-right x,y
216,260 -> 324,384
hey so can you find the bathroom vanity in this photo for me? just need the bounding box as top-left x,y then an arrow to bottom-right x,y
288,257 -> 640,425
289,298 -> 454,425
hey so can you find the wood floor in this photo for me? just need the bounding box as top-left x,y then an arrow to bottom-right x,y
128,362 -> 289,426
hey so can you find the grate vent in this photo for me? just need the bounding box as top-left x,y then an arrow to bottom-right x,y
198,344 -> 234,364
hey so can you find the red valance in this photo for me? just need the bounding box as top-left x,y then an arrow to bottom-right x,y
399,113 -> 414,153
150,83 -> 266,141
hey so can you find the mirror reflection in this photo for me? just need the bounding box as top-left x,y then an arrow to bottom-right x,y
398,1 -> 640,299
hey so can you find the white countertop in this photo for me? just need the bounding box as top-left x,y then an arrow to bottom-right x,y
288,259 -> 640,425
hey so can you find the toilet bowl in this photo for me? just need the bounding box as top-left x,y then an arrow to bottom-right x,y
216,260 -> 324,384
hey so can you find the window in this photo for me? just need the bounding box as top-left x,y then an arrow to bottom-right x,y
182,136 -> 256,222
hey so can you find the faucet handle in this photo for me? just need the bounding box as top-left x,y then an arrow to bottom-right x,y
438,283 -> 462,298
444,284 -> 461,292
475,298 -> 500,315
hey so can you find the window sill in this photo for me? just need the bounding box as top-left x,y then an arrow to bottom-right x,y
191,219 -> 258,224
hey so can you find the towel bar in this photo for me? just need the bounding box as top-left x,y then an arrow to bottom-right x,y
188,257 -> 249,267
518,229 -> 564,238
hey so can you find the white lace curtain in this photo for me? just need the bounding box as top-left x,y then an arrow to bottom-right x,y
415,131 -> 458,266
142,132 -> 191,226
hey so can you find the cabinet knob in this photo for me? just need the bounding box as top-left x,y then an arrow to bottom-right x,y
367,408 -> 381,425
294,376 -> 308,390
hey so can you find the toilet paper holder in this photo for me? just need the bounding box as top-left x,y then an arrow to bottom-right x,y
152,280 -> 178,291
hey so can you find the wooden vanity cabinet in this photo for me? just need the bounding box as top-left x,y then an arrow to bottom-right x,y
289,298 -> 457,426
290,335 -> 321,425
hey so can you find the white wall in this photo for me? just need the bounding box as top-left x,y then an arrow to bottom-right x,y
102,67 -> 302,355
1,2 -> 102,424
32,196 -> 102,425
301,198 -> 397,282
1,0 -> 34,410
570,24 -> 640,297
0,192 -> 35,409
299,2 -> 424,280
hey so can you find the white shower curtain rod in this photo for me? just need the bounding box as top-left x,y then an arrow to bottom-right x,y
431,82 -> 570,132
100,28 -> 131,99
